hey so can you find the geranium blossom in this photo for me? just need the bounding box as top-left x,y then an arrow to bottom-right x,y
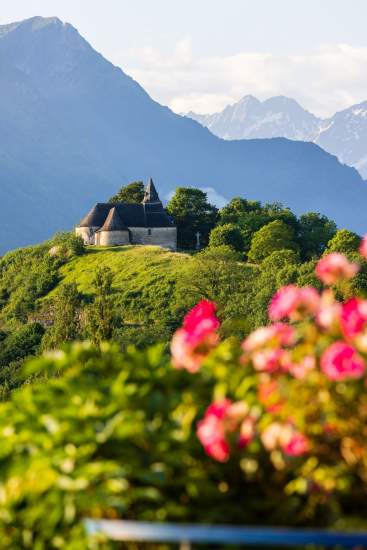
359,235 -> 367,259
262,422 -> 309,456
269,285 -> 319,321
282,431 -> 310,457
341,298 -> 367,339
284,353 -> 316,380
242,323 -> 295,352
315,253 -> 359,286
321,341 -> 366,381
252,348 -> 287,373
171,300 -> 220,372
197,399 -> 252,462
316,290 -> 342,331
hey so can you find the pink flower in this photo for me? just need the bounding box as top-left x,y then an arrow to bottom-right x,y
197,399 -> 232,462
315,253 -> 359,286
197,413 -> 230,462
252,348 -> 286,373
171,300 -> 220,372
269,285 -> 320,321
183,300 -> 220,336
239,417 -> 256,448
321,341 -> 366,381
359,235 -> 367,259
282,431 -> 310,457
262,423 -> 309,456
284,354 -> 316,380
242,323 -> 295,352
341,298 -> 367,339
197,399 -> 251,462
316,290 -> 342,331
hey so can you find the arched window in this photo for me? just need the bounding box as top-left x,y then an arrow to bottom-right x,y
148,228 -> 152,235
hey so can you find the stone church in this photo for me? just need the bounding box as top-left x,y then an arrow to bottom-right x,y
75,179 -> 177,250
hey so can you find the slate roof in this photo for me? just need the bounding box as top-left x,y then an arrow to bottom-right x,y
78,203 -> 174,229
97,207 -> 128,232
143,178 -> 161,204
78,180 -> 175,229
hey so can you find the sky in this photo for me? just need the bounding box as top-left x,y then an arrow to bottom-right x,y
2,0 -> 367,116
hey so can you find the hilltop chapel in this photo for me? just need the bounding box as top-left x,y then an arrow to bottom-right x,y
75,179 -> 177,251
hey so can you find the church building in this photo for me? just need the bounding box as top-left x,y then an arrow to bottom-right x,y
75,179 -> 177,251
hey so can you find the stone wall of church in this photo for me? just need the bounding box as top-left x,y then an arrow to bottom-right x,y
75,226 -> 99,245
130,227 -> 177,251
98,230 -> 131,246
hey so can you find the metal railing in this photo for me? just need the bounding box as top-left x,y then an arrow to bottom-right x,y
85,520 -> 367,549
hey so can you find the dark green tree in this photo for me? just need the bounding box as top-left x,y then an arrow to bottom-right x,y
248,220 -> 299,263
209,223 -> 244,252
166,187 -> 218,249
108,181 -> 145,203
298,212 -> 337,259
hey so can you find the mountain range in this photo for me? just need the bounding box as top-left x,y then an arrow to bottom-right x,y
186,96 -> 367,178
0,16 -> 367,253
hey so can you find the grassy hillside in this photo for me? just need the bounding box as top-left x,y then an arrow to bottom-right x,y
56,245 -> 190,326
58,245 -> 188,296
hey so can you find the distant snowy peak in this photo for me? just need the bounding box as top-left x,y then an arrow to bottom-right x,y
187,96 -> 367,178
188,95 -> 320,141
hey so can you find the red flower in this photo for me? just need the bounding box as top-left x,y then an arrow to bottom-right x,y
321,341 -> 366,381
315,253 -> 359,286
171,300 -> 220,372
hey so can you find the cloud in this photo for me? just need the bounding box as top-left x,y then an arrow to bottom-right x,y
114,41 -> 367,117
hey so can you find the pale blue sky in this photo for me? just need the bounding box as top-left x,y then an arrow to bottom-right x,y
2,0 -> 367,116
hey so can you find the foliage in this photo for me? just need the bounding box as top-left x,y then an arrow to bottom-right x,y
248,220 -> 299,263
0,342 -> 267,548
208,223 -> 244,252
85,267 -> 116,344
171,245 -> 367,527
50,232 -> 85,258
108,181 -> 145,203
326,229 -> 361,255
219,197 -> 262,224
41,284 -> 82,350
297,212 -> 337,259
167,187 -> 218,249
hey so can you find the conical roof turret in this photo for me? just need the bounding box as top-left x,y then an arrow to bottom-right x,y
99,207 -> 127,232
142,178 -> 161,204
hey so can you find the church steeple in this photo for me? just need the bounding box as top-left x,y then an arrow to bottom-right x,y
142,178 -> 161,204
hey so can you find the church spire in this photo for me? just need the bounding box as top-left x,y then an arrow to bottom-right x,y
142,177 -> 161,204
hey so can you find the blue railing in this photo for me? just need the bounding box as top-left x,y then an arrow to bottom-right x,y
85,520 -> 367,548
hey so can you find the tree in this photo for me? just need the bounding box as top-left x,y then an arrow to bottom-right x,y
41,283 -> 82,350
86,267 -> 116,343
209,223 -> 244,252
298,212 -> 337,259
248,220 -> 298,263
166,188 -> 218,249
108,181 -> 145,203
326,229 -> 361,255
219,197 -> 261,224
